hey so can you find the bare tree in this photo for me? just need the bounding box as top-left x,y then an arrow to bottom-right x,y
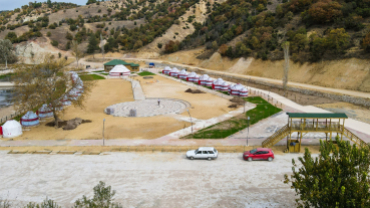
282,41 -> 290,97
71,40 -> 84,67
13,54 -> 93,128
0,39 -> 15,69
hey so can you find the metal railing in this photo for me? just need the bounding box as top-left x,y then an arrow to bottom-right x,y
262,125 -> 290,147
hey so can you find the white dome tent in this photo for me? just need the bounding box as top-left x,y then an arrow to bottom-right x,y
69,88 -> 80,100
20,111 -> 39,127
109,65 -> 131,76
239,86 -> 248,97
37,104 -> 53,118
70,72 -> 79,83
212,78 -> 225,90
169,68 -> 180,77
229,84 -> 242,96
1,120 -> 22,138
198,74 -> 209,86
178,69 -> 188,80
186,72 -> 199,82
220,81 -> 230,92
162,66 -> 171,75
61,95 -> 71,106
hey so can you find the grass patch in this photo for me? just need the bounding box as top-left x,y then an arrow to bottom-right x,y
0,73 -> 14,81
184,96 -> 282,139
80,74 -> 105,81
138,71 -> 156,76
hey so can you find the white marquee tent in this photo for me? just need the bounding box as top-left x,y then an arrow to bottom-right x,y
109,65 -> 131,76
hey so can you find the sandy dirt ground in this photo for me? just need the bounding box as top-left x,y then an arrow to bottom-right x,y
0,151 -> 299,207
13,79 -> 185,140
11,75 -> 232,141
136,75 -> 233,120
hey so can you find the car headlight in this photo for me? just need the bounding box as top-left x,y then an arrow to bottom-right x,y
244,155 -> 249,157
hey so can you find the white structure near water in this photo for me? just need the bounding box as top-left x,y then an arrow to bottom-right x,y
1,120 -> 22,138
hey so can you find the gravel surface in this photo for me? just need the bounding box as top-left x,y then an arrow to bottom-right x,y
0,151 -> 303,207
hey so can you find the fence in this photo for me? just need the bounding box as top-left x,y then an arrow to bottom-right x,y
0,111 -> 21,124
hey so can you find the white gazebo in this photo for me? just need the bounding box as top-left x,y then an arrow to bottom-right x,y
1,120 -> 22,138
109,65 -> 131,76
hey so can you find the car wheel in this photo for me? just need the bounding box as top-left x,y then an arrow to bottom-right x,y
268,157 -> 273,162
190,156 -> 194,160
248,157 -> 253,162
208,157 -> 212,161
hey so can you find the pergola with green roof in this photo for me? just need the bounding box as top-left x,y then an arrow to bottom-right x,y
262,112 -> 365,153
103,59 -> 140,71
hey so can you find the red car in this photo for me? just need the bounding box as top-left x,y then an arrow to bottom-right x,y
243,148 -> 274,162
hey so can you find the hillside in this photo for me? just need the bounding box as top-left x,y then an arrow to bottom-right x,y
0,0 -> 370,92
2,0 -> 370,61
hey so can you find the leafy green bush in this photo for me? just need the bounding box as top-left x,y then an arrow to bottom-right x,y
51,40 -> 59,47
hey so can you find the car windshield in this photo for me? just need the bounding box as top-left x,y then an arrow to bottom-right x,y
250,149 -> 258,154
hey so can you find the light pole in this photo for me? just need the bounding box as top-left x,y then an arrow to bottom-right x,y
103,118 -> 105,146
187,109 -> 193,133
247,116 -> 250,147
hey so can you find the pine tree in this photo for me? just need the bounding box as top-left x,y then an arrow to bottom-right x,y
87,34 -> 99,58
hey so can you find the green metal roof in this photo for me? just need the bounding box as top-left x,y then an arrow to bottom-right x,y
129,63 -> 139,67
104,59 -> 129,66
287,112 -> 348,119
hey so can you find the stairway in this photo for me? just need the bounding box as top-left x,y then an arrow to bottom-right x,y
262,125 -> 290,148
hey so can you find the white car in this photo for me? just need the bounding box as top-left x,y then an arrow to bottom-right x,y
186,147 -> 218,160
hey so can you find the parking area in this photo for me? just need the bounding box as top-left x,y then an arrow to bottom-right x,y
0,151 -> 302,207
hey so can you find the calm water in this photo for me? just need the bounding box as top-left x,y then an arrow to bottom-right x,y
0,90 -> 13,108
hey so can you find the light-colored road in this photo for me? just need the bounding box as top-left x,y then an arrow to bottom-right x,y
0,151 -> 298,207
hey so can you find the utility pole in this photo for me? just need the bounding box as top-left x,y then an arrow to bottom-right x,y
247,116 -> 250,146
187,109 -> 193,133
102,118 -> 105,146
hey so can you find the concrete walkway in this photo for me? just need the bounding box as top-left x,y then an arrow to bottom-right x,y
126,77 -> 146,101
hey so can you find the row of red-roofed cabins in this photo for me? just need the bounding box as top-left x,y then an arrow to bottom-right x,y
162,67 -> 248,97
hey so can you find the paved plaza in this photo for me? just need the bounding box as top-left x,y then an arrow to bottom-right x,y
0,151 -> 298,207
105,98 -> 190,117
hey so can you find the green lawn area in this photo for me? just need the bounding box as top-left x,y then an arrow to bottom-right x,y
80,74 -> 105,81
184,96 -> 282,139
0,73 -> 14,80
138,71 -> 156,76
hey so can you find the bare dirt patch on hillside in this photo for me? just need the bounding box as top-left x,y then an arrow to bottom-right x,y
140,1 -> 209,54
